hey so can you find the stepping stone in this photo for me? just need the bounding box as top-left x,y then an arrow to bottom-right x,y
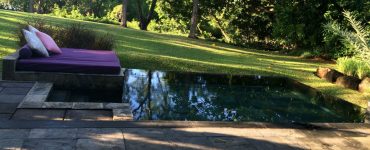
0,95 -> 26,104
22,139 -> 75,150
0,103 -> 18,113
64,110 -> 112,121
0,88 -> 30,95
11,109 -> 65,121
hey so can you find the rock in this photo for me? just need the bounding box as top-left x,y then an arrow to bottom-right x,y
359,77 -> 370,93
326,69 -> 345,83
316,67 -> 344,83
316,67 -> 331,78
335,76 -> 362,90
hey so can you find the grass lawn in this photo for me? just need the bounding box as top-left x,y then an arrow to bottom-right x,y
0,9 -> 368,108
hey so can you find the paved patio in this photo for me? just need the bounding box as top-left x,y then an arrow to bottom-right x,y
1,81 -> 370,149
0,127 -> 369,150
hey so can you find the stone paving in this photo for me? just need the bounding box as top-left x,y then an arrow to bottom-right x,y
0,127 -> 369,150
0,81 -> 33,120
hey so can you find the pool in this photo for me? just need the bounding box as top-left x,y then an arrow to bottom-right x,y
46,69 -> 366,123
123,69 -> 366,123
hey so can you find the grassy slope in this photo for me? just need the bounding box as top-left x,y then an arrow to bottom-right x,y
0,10 -> 368,108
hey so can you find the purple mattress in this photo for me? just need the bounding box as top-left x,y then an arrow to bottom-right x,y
17,48 -> 121,74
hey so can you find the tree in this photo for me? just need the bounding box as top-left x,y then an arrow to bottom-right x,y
136,0 -> 157,30
188,0 -> 199,38
28,0 -> 33,12
121,0 -> 128,27
37,0 -> 43,13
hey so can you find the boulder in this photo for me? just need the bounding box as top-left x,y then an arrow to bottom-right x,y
316,67 -> 331,78
316,67 -> 345,83
335,76 -> 362,90
359,77 -> 370,93
325,69 -> 345,83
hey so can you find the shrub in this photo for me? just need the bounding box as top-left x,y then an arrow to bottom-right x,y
17,18 -> 115,50
337,57 -> 370,79
324,11 -> 370,60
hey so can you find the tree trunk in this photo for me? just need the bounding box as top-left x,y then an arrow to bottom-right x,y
121,0 -> 128,27
29,0 -> 34,13
136,0 -> 157,30
189,0 -> 199,38
89,0 -> 93,15
37,0 -> 43,14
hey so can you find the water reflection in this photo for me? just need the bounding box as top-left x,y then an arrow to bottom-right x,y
123,69 -> 365,123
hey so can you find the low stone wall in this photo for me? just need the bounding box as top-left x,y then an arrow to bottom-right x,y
316,67 -> 369,92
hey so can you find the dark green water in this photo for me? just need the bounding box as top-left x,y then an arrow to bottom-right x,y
123,69 -> 366,123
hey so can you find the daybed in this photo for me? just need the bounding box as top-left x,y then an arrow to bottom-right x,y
2,46 -> 124,90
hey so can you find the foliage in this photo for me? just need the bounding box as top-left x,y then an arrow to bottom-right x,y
324,11 -> 370,60
337,57 -> 370,79
16,18 -> 115,50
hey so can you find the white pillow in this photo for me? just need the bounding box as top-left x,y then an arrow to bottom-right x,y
22,29 -> 49,57
28,25 -> 40,35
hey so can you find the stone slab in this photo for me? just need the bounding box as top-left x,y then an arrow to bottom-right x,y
28,129 -> 77,139
0,129 -> 30,139
104,103 -> 130,109
28,82 -> 52,95
42,102 -> 73,109
77,128 -> 123,140
0,87 -> 3,92
0,88 -> 30,95
208,137 -> 257,150
125,136 -> 174,150
21,95 -> 48,103
0,103 -> 18,113
17,102 -> 44,108
0,139 -> 23,150
0,82 -> 34,88
123,128 -> 171,138
76,138 -> 125,150
64,110 -> 112,121
0,114 -> 11,121
172,137 -> 214,150
113,109 -> 133,121
72,103 -> 104,109
22,139 -> 75,150
0,95 -> 26,104
11,109 -> 65,121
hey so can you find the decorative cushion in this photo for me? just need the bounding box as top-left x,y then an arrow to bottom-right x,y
22,29 -> 49,57
28,25 -> 40,35
36,31 -> 62,54
18,45 -> 33,59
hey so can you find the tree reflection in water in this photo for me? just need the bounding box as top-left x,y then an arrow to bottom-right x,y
123,69 -> 365,123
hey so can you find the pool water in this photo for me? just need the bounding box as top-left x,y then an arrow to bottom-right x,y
123,69 -> 366,123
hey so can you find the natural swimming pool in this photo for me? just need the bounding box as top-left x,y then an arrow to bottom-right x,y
47,69 -> 366,123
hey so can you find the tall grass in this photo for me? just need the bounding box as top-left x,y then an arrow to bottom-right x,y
337,57 -> 370,79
